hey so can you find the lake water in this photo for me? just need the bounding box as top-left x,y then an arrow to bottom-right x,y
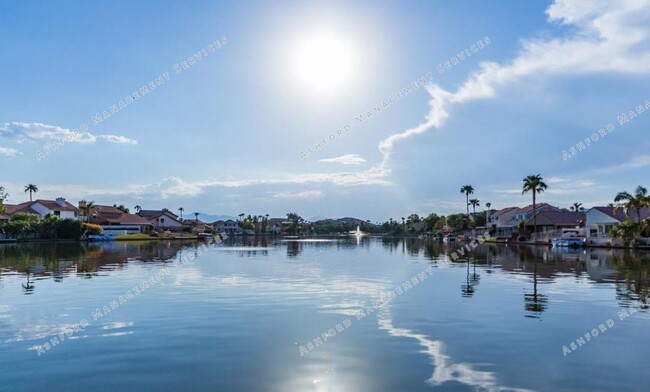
1,238 -> 650,392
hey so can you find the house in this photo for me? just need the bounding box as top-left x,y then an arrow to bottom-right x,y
0,213 -> 9,224
137,209 -> 184,231
586,206 -> 650,238
182,219 -> 213,233
4,198 -> 79,219
89,205 -> 153,236
215,219 -> 242,235
268,218 -> 291,235
524,211 -> 586,233
488,207 -> 519,236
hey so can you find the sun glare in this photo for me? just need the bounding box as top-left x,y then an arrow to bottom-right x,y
293,33 -> 355,94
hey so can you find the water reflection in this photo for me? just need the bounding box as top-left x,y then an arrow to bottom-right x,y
0,240 -> 201,292
378,307 -> 533,392
524,261 -> 548,318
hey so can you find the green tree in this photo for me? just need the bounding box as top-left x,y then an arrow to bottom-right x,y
178,207 -> 184,220
446,213 -> 469,233
286,212 -> 304,235
569,202 -> 583,212
79,200 -> 99,223
24,184 -> 38,201
134,205 -> 142,213
4,212 -> 39,239
460,185 -> 474,217
614,186 -> 649,222
422,213 -> 441,233
0,186 -> 8,213
113,204 -> 129,213
522,174 -> 548,236
611,220 -> 641,245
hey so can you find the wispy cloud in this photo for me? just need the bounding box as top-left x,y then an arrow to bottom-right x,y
270,190 -> 324,199
319,154 -> 366,165
98,135 -> 138,145
0,122 -> 95,143
375,0 -> 650,163
0,147 -> 21,157
0,122 -> 137,146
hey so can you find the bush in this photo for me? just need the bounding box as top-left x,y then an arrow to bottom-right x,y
56,219 -> 84,239
84,223 -> 104,235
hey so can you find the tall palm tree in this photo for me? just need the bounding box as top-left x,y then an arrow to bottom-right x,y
522,174 -> 548,238
79,200 -> 99,223
614,186 -> 649,222
194,212 -> 199,222
460,185 -> 474,217
134,205 -> 142,213
469,199 -> 480,215
469,199 -> 480,228
485,202 -> 492,225
24,184 -> 38,201
178,207 -> 184,220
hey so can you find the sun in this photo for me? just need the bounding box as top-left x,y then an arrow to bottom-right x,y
293,33 -> 355,94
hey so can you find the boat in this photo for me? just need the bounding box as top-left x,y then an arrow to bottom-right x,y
551,238 -> 584,248
442,234 -> 456,243
197,233 -> 214,241
551,228 -> 586,248
87,234 -> 114,241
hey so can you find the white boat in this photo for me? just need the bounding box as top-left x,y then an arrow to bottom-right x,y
551,238 -> 584,248
87,233 -> 114,242
442,234 -> 456,243
551,228 -> 586,248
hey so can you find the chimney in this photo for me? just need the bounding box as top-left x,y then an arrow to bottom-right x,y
55,197 -> 66,207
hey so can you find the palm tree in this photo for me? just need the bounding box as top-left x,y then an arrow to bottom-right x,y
522,174 -> 548,238
485,202 -> 492,226
468,199 -> 480,228
79,200 -> 99,223
24,184 -> 38,201
569,202 -> 583,212
614,186 -> 649,222
134,205 -> 142,213
178,207 -> 184,220
194,212 -> 199,222
469,199 -> 480,215
460,185 -> 474,217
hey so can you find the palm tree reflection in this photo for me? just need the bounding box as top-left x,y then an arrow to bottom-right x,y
524,261 -> 547,318
22,273 -> 35,295
461,256 -> 480,297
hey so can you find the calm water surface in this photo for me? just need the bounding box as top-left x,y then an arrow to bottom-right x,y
1,238 -> 650,392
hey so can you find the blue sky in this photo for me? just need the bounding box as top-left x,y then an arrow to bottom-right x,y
1,0 -> 649,221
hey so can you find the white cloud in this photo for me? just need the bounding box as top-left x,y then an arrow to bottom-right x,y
0,122 -> 137,146
609,155 -> 650,170
99,134 -> 138,145
376,0 -> 650,162
270,190 -> 324,199
319,154 -> 366,165
0,147 -> 21,157
0,122 -> 95,143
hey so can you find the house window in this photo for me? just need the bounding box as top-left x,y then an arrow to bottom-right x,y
160,218 -> 165,224
54,211 -> 60,216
